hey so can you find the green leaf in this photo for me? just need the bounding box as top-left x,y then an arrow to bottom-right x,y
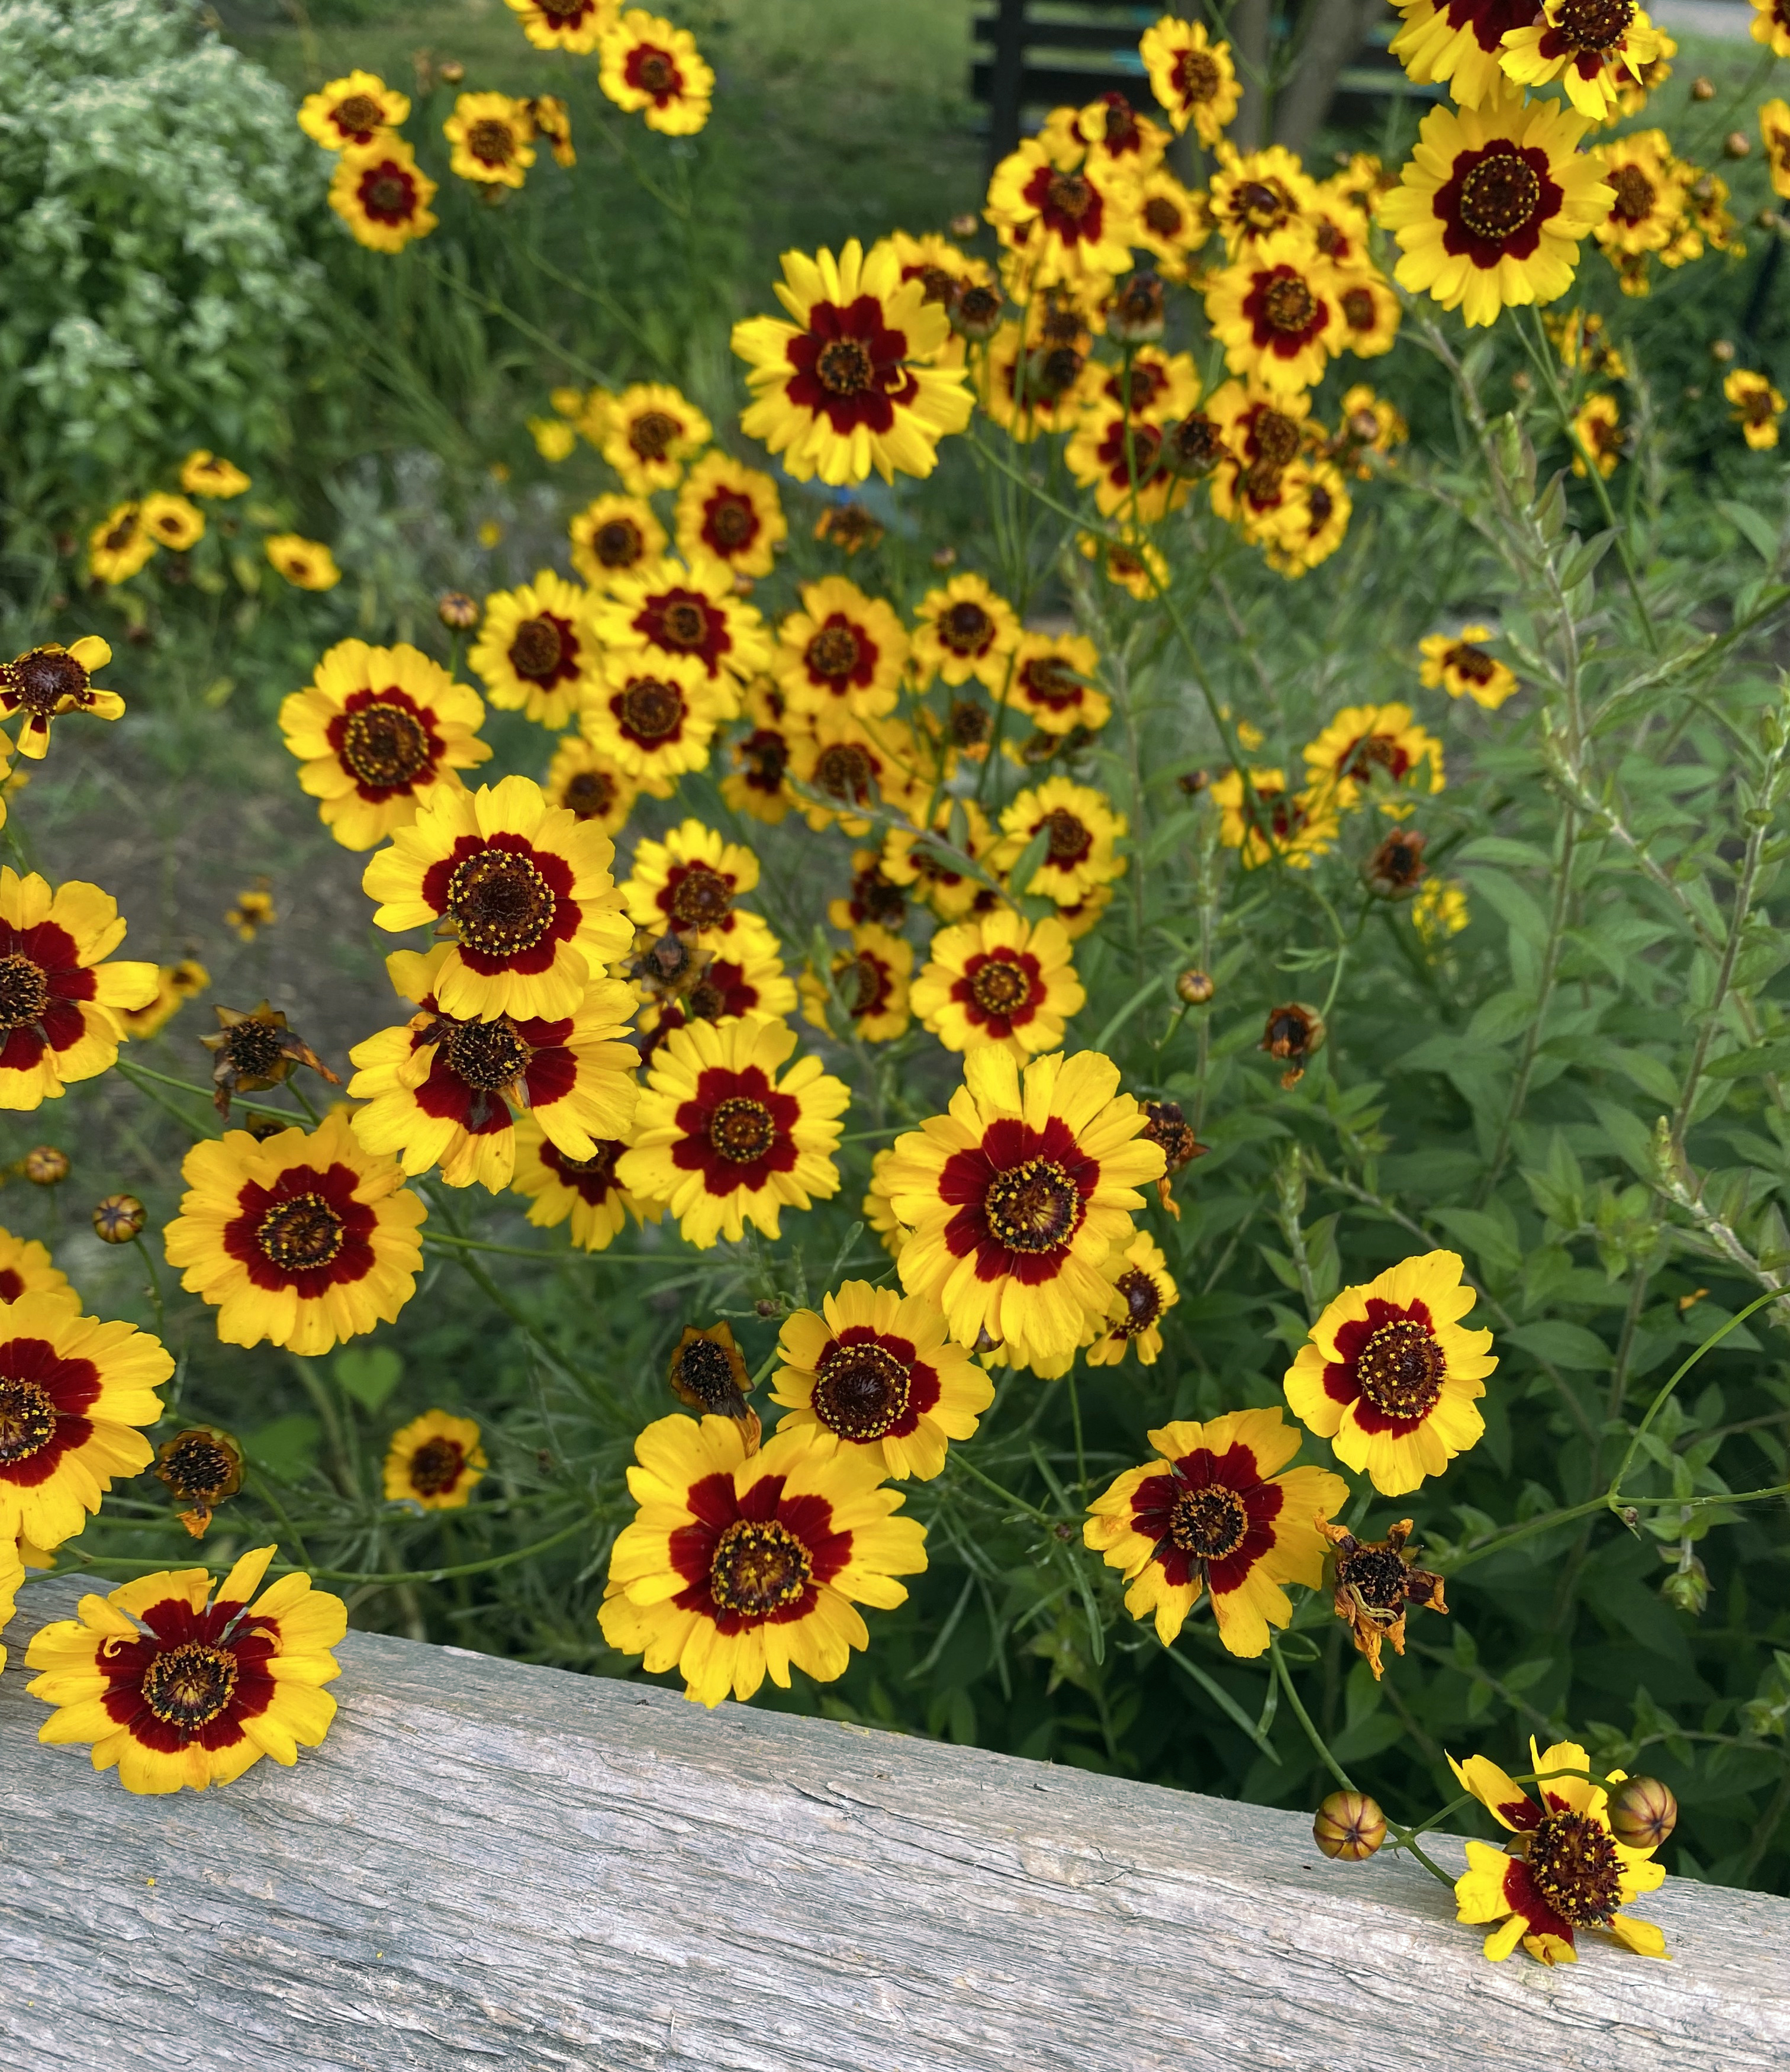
1589,1097 -> 1659,1180
1005,824 -> 1052,898
246,1414 -> 321,1479
1705,1040 -> 1790,1080
334,1346 -> 404,1412
1431,1206 -> 1521,1284
1559,527 -> 1617,590
1718,499 -> 1781,564
1604,1047 -> 1680,1104
1508,1319 -> 1611,1370
1454,835 -> 1555,871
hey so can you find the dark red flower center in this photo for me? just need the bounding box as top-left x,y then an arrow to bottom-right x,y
983,1156 -> 1079,1253
1170,1483 -> 1247,1559
1453,147 -> 1547,247
668,863 -> 734,928
1174,49 -> 1221,102
1356,1318 -> 1445,1420
941,600 -> 993,654
447,848 -> 557,957
510,614 -> 572,683
659,601 -> 710,649
709,1095 -> 777,1164
970,954 -> 1032,1016
0,1376 -> 55,1464
1263,274 -> 1316,333
1341,286 -> 1377,331
706,491 -> 756,550
594,518 -> 644,567
817,339 -> 875,395
1039,806 -> 1093,864
709,1518 -> 812,1616
361,163 -> 417,219
410,1435 -> 467,1496
808,623 -> 862,680
142,1641 -> 240,1727
340,701 -> 433,789
1450,642 -> 1496,682
631,48 -> 679,97
1611,163 -> 1656,223
1549,0 -> 1633,49
1527,1810 -> 1624,1925
442,1015 -> 532,1091
564,768 -> 618,819
334,92 -> 384,135
257,1192 -> 345,1272
618,677 -> 685,741
12,649 -> 87,716
467,118 -> 516,165
813,1339 -> 911,1440
814,742 -> 876,803
0,953 -> 49,1031
629,410 -> 681,461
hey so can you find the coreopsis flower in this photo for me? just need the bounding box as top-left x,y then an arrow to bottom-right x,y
0,870 -> 156,1109
1205,236 -> 1345,395
787,710 -> 925,835
1132,168 -> 1212,282
140,493 -> 204,551
1284,1250 -> 1496,1496
601,1417 -> 926,1705
598,9 -> 713,134
674,451 -> 785,578
665,1321 -> 753,1426
506,0 -> 611,54
88,503 -> 155,584
0,1289 -> 169,1549
330,139 -> 439,252
384,1410 -> 487,1510
529,95 -> 575,169
1207,145 -> 1319,257
884,1047 -> 1163,1369
1303,703 -> 1444,815
1499,0 -> 1664,124
582,669 -> 731,796
1595,129 -> 1686,255
26,1546 -> 345,1794
1065,406 -> 1183,520
545,734 -> 638,839
633,927 -> 798,1063
471,571 -> 603,731
1210,767 -> 1337,870
1084,1409 -> 1347,1656
996,777 -> 1128,909
1754,0 -> 1790,54
298,69 -> 410,149
201,1002 -> 340,1119
622,818 -> 763,948
224,885 -> 275,942
1419,625 -> 1518,709
444,91 -> 536,187
1318,1516 -> 1447,1680
509,1112 -> 656,1249
984,136 -> 1139,287
1412,877 -> 1471,950
165,1114 -> 426,1357
530,413 -> 579,462
1139,15 -> 1240,144
1084,1233 -> 1179,1367
733,239 -> 974,485
1572,393 -> 1624,478
0,1224 -> 70,1305
1139,1096 -> 1206,1216
591,555 -> 769,700
774,577 -> 908,722
154,1426 -> 243,1539
600,382 -> 712,496
181,450 -> 250,498
1335,273 -> 1402,358
619,1014 -> 848,1247
363,774 -> 631,1021
0,640 -> 124,759
1263,462 -> 1352,578
888,228 -> 996,357
1727,368 -> 1786,449
1208,380 -> 1310,485
771,1281 -> 991,1479
1450,1737 -> 1668,1964
1365,826 -> 1430,900
1093,346 -> 1203,425
799,924 -> 913,1044
569,493 -> 667,591
1389,0 -> 1537,107
1760,97 -> 1790,197
1078,529 -> 1169,601
910,574 -> 1019,691
265,535 -> 341,590
910,909 -> 1083,1061
1382,89 -> 1612,327
721,678 -> 796,826
1042,90 -> 1168,180
279,637 -> 491,851
880,800 -> 996,921
1334,385 -> 1408,478
978,318 -> 1097,443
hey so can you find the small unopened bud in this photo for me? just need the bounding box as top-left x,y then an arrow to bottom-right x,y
1177,767 -> 1209,796
948,211 -> 980,240
481,184 -> 510,208
1175,969 -> 1215,1005
1313,1791 -> 1386,1861
931,545 -> 958,570
92,1194 -> 146,1244
439,59 -> 466,84
1724,131 -> 1753,159
1691,75 -> 1715,101
951,282 -> 1004,342
1511,369 -> 1533,395
1607,1776 -> 1678,1851
754,1296 -> 784,1317
1711,338 -> 1737,363
437,590 -> 479,630
1107,271 -> 1166,345
24,1146 -> 69,1186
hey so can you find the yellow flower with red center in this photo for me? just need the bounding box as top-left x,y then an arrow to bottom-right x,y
631,922 -> 797,1066
1205,233 -> 1345,395
363,773 -> 631,1022
298,69 -> 410,150
581,667 -> 732,796
1419,625 -> 1518,708
1007,632 -> 1110,738
733,239 -> 974,485
0,870 -> 156,1110
1381,89 -> 1612,327
0,1224 -> 70,1306
545,733 -> 638,838
1210,767 -> 1338,869
1499,0 -> 1663,123
1284,1249 -> 1496,1495
1303,702 -> 1444,814
771,1282 -> 993,1480
674,451 -> 785,578
1727,368 -> 1786,450
884,1047 -> 1164,1369
799,925 -> 914,1044
1,1538 -> 30,1675
569,493 -> 667,592
509,1111 -> 658,1250
279,638 -> 491,852
1754,0 -> 1790,55
591,555 -> 768,701
600,382 -> 711,496
118,958 -> 210,1041
1092,347 -> 1203,424
1594,129 -> 1686,255
27,1546 -> 344,1794
721,677 -> 797,826
996,776 -> 1128,909
348,944 -> 638,1192
506,0 -> 613,53
1759,97 -> 1790,198
471,571 -> 604,731
528,94 -> 575,166
383,1410 -> 487,1510
880,798 -> 996,921
622,818 -> 762,948
1041,92 -> 1169,180
1450,1736 -> 1668,1965
165,1114 -> 426,1357
1337,385 -> 1408,477
1572,392 -> 1623,477
1335,273 -> 1401,358
910,573 -> 1019,691
444,91 -> 536,188
910,909 -> 1083,1061
1208,144 -> 1319,257
0,639 -> 124,759
0,1290 -> 169,1550
87,503 -> 154,584
1078,529 -> 1168,600
1207,381 -> 1312,507
1085,1408 -> 1347,1655
265,535 -> 341,590
140,493 -> 204,551
598,9 -> 713,134
1139,15 -> 1240,145
787,710 -> 925,835
978,318 -> 1100,443
329,139 -> 438,252
600,1415 -> 926,1705
1085,1233 -> 1179,1367
887,230 -> 995,368
1065,404 -> 1185,520
619,1014 -> 848,1247
1134,168 -> 1213,280
1389,0 -> 1540,109
1264,461 -> 1353,577
984,134 -> 1139,287
774,577 -> 908,722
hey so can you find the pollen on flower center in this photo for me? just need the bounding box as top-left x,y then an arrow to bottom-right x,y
510,616 -> 567,681
942,600 -> 993,652
257,1192 -> 346,1271
1458,152 -> 1543,242
659,601 -> 710,649
409,1434 -> 466,1497
1553,0 -> 1634,47
1611,164 -> 1656,221
1263,275 -> 1317,333
816,339 -> 875,396
1451,642 -> 1496,681
814,742 -> 875,799
1341,285 -> 1376,329
159,1433 -> 236,1501
1047,171 -> 1094,219
709,1095 -> 777,1163
669,863 -> 734,928
334,92 -> 383,133
443,1016 -> 532,1090
809,624 -> 862,681
12,648 -> 88,715
1170,1482 -> 1248,1559
1356,1318 -> 1445,1419
468,118 -> 516,164
674,1337 -> 740,1408
1039,806 -> 1093,864
0,1376 -> 56,1464
142,1640 -> 241,1727
630,410 -> 681,460
636,52 -> 677,94
1255,410 -> 1302,466
970,955 -> 1031,1016
1526,1809 -> 1624,1925
1175,49 -> 1221,102
222,1019 -> 285,1077
814,1339 -> 912,1439
0,952 -> 50,1031
709,1518 -> 813,1616
342,702 -> 432,787
447,848 -> 556,956
983,1156 -> 1081,1252
620,678 -> 685,739
1114,1267 -> 1163,1334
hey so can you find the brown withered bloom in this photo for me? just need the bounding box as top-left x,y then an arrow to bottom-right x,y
626,928 -> 713,1002
668,1321 -> 760,1450
946,697 -> 993,755
1364,826 -> 1428,900
813,504 -> 884,555
951,282 -> 1004,342
202,1002 -> 341,1119
1164,411 -> 1225,478
154,1426 -> 244,1540
1319,1516 -> 1446,1681
1107,271 -> 1166,345
1262,1001 -> 1324,1088
92,1194 -> 146,1244
1139,1098 -> 1208,1218
437,590 -> 480,630
23,1145 -> 69,1185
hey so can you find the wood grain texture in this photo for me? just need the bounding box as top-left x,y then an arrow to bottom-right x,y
4,1574 -> 1787,2072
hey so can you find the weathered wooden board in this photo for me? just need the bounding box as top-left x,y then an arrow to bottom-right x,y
4,1574 -> 1786,2071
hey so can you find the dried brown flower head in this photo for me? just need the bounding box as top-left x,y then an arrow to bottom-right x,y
154,1426 -> 244,1539
813,504 -> 884,555
1319,1516 -> 1447,1680
201,1002 -> 342,1119
1139,1097 -> 1208,1218
668,1322 -> 760,1450
1364,827 -> 1428,900
1107,271 -> 1166,345
950,282 -> 1004,342
1262,1001 -> 1325,1088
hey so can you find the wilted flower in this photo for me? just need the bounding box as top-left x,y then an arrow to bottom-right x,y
154,1426 -> 244,1539
1319,1516 -> 1447,1679
201,1003 -> 341,1119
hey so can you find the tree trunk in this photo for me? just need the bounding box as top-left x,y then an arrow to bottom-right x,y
1273,0 -> 1379,156
1229,0 -> 1274,151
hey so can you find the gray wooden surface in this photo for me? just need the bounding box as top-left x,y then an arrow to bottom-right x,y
5,1575 -> 1787,2072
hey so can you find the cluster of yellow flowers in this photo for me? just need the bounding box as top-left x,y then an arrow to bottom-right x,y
84,448 -> 340,594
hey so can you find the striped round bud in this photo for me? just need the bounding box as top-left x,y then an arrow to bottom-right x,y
1607,1776 -> 1677,1851
1313,1791 -> 1386,1861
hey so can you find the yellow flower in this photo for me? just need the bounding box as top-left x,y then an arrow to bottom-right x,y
734,239 -> 974,486
1132,168 -> 1212,282
799,924 -> 915,1044
590,555 -> 769,699
1760,96 -> 1790,199
581,667 -> 734,796
786,709 -> 926,835
86,503 -> 155,584
674,451 -> 785,577
224,886 -> 275,941
977,316 -> 1099,443
529,415 -> 577,464
545,732 -> 639,837
619,1014 -> 849,1247
600,381 -> 711,496
771,1281 -> 993,1479
1337,384 -> 1408,475
278,637 -> 491,852
880,798 -> 997,921
1,638 -> 124,759
1412,876 -> 1470,950
1380,88 -> 1612,327
1572,392 -> 1623,477
984,134 -> 1139,288
181,450 -> 250,498
444,91 -> 536,187
297,69 -> 410,150
0,1223 -> 71,1306
1727,368 -> 1786,450
1210,767 -> 1337,869
265,535 -> 341,590
909,573 -> 1019,691
1084,1232 -> 1179,1366
863,1144 -> 907,1260
598,9 -> 714,134
622,817 -> 764,949
28,1547 -> 345,1794
569,492 -> 667,591
1065,403 -> 1186,521
1264,461 -> 1353,577
1077,529 -> 1168,600
383,1410 -> 488,1509
600,1417 -> 925,1705
1498,0 -> 1664,124
1594,128 -> 1686,254
1419,625 -> 1518,709
528,93 -> 576,168
508,1111 -> 659,1250
1085,1408 -> 1346,1654
1302,702 -> 1444,815
1616,30 -> 1674,115
775,577 -> 909,722
1754,0 -> 1790,57
118,959 -> 210,1041
506,0 -> 614,54
1039,94 -> 1170,182
470,570 -> 604,731
1335,272 -> 1402,358
1205,233 -> 1345,395
886,230 -> 996,368
632,921 -> 797,1064
995,776 -> 1128,908
140,493 -> 204,550
1208,144 -> 1319,258
1284,1250 -> 1496,1495
1139,15 -> 1240,144
1450,1736 -> 1668,1965
1389,0 -> 1540,110
910,908 -> 1083,1060
329,139 -> 439,253
0,869 -> 155,1109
